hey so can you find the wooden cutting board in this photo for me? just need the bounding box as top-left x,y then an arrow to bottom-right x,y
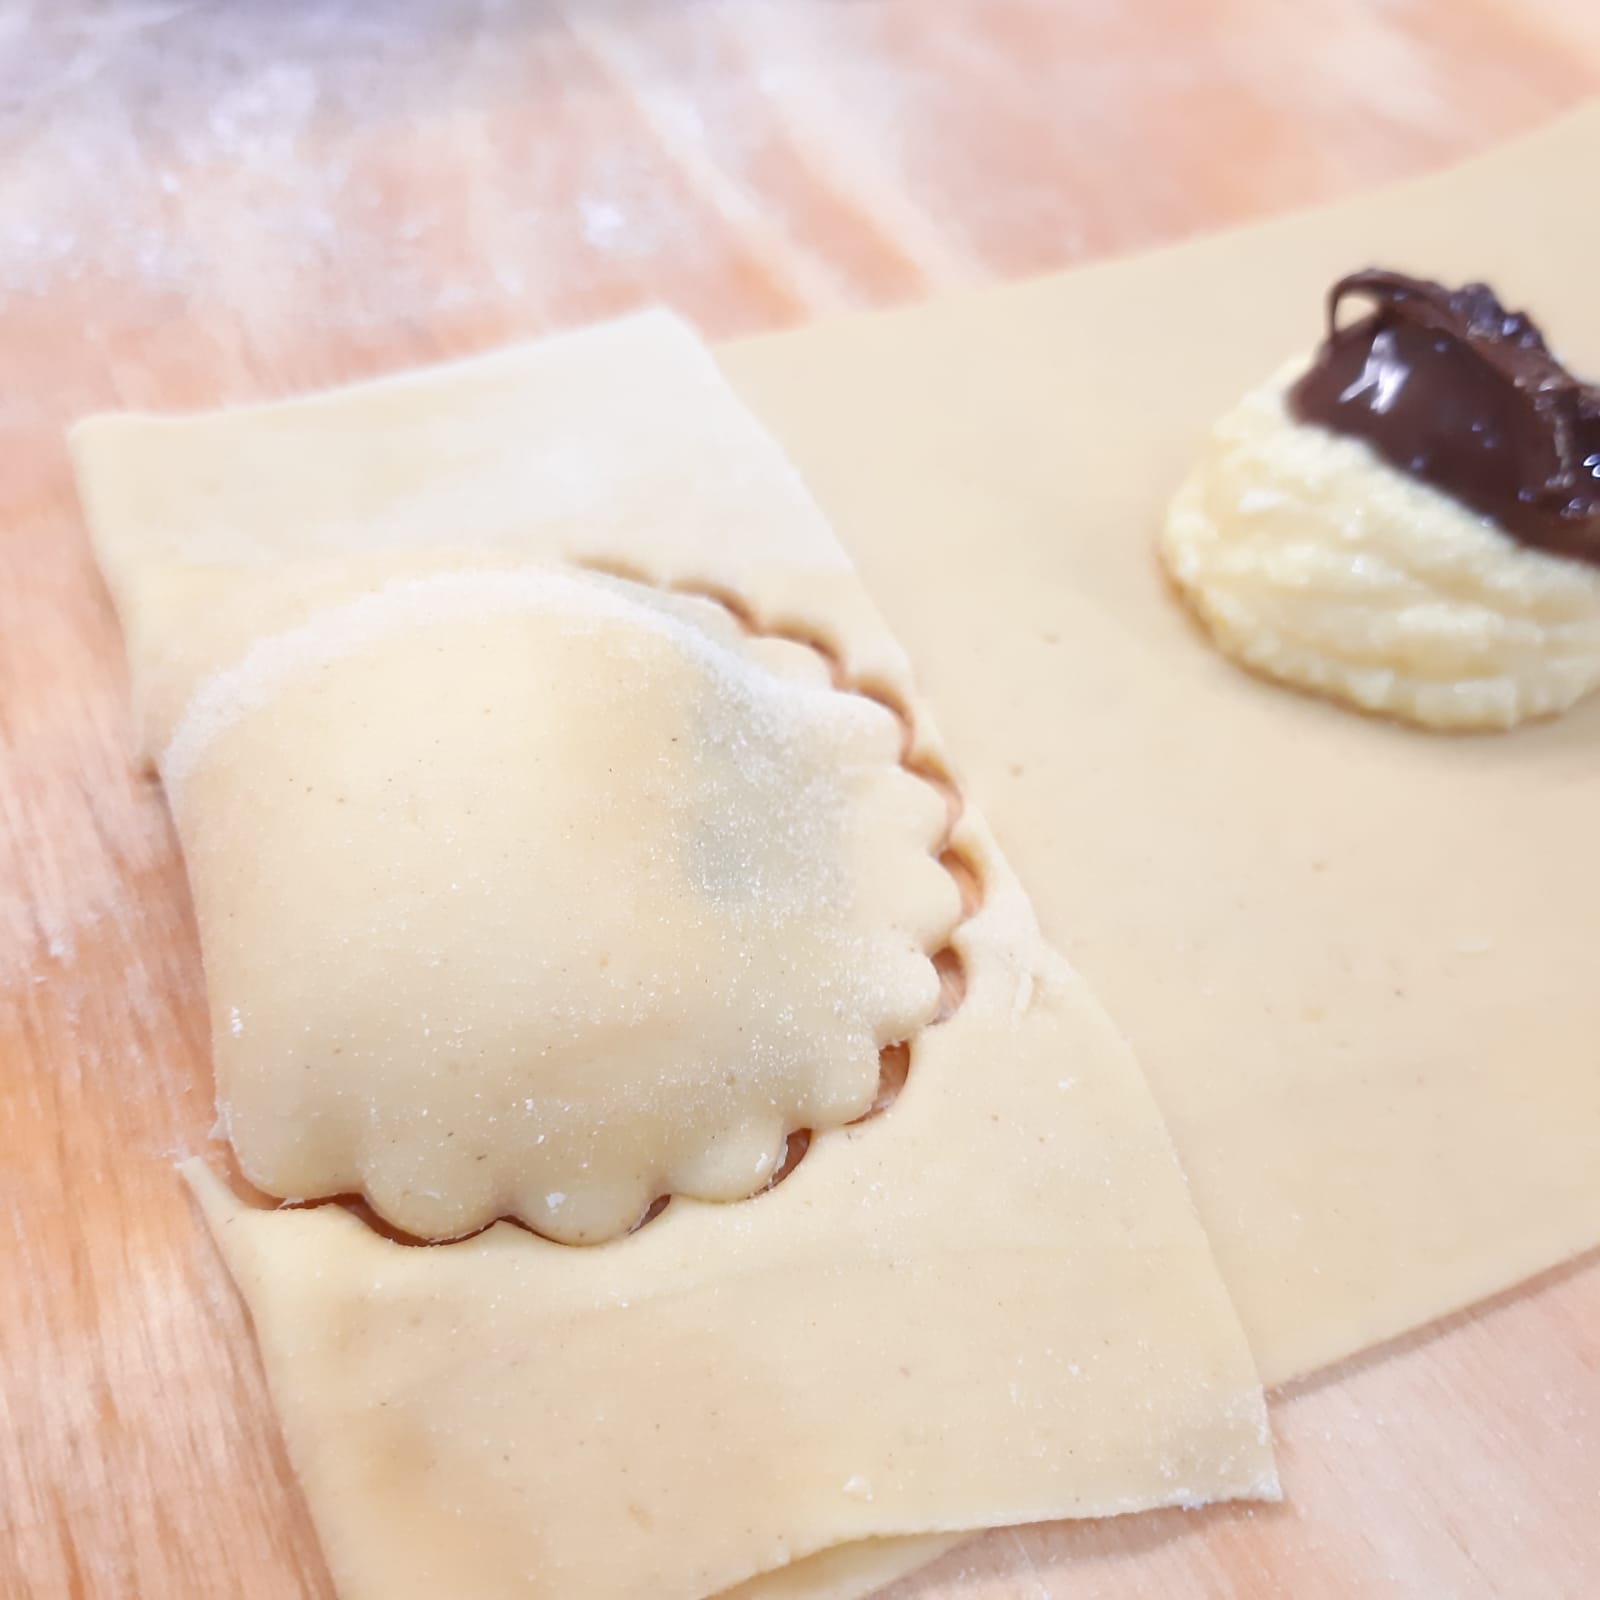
3,6 -> 1598,1597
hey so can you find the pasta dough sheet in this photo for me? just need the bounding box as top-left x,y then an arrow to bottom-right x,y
722,101 -> 1600,1391
74,314 -> 1275,1600
719,102 -> 1600,1600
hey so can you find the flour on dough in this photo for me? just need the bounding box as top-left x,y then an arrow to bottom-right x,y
156,557 -> 955,1243
75,311 -> 1276,1600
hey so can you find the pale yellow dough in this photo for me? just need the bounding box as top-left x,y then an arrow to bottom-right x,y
147,556 -> 955,1243
75,314 -> 1276,1600
1160,366 -> 1600,731
719,102 -> 1600,1598
723,105 -> 1600,1390
79,309 -> 967,1245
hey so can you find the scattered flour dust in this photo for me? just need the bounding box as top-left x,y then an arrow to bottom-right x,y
159,564 -> 866,795
0,0 -> 1496,346
1,4 -> 702,318
0,0 -> 948,336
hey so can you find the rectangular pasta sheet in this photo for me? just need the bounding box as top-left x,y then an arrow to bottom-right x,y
722,103 -> 1600,1391
719,102 -> 1600,1600
74,314 -> 1275,1600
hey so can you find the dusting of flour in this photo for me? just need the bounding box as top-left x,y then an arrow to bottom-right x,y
159,564 -> 862,794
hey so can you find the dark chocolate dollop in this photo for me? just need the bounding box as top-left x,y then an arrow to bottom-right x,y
1288,269 -> 1600,566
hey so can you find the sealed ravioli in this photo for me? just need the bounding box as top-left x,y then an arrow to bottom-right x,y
154,557 -> 956,1242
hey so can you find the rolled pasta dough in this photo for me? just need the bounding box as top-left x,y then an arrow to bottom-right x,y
74,313 -> 1276,1600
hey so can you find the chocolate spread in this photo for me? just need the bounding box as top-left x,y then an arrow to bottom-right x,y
1288,269 -> 1600,566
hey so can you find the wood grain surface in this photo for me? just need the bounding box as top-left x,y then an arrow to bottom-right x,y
3,4 -> 1599,1597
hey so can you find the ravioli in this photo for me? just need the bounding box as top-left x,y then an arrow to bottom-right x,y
149,556 -> 954,1242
